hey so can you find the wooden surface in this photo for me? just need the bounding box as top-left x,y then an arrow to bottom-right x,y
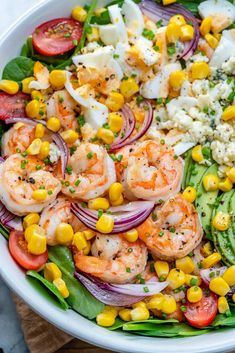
57,339 -> 113,353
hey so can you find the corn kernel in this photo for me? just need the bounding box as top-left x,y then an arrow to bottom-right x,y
35,123 -> 45,139
46,117 -> 61,132
106,91 -> 124,112
169,15 -> 186,27
103,306 -> 118,317
222,106 -> 235,121
26,138 -> 42,155
27,231 -> 47,255
169,70 -> 186,90
32,189 -> 47,202
227,167 -> 235,183
185,274 -> 201,287
205,33 -> 219,49
192,145 -> 204,162
31,90 -> 44,102
202,242 -> 213,257
119,308 -> 132,321
187,286 -> 203,303
23,213 -> 40,229
83,230 -> 96,240
200,17 -> 212,36
53,278 -> 69,298
176,256 -> 195,274
72,6 -> 87,22
166,268 -> 186,290
166,23 -> 181,43
212,211 -> 230,231
109,182 -> 123,202
146,293 -> 164,310
108,113 -> 123,133
132,301 -> 147,309
110,194 -> 124,206
163,0 -> 176,5
218,297 -> 230,314
154,261 -> 169,279
219,177 -> 233,192
96,312 -> 116,327
232,293 -> 235,303
60,130 -> 79,144
161,295 -> 176,314
97,128 -> 114,144
96,214 -> 114,234
72,231 -> 87,250
83,240 -> 91,255
120,78 -> 139,100
38,141 -> 50,160
182,186 -> 197,203
26,99 -> 41,119
44,263 -> 62,282
209,277 -> 230,296
0,80 -> 19,94
130,307 -> 150,321
202,174 -> 219,191
202,253 -> 222,268
125,229 -> 138,242
24,224 -> 45,243
180,25 -> 194,41
87,27 -> 100,42
191,62 -> 210,80
94,7 -> 106,16
22,77 -> 35,94
49,70 -> 66,90
222,265 -> 235,286
56,223 -> 74,245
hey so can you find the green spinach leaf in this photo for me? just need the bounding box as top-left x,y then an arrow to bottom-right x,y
0,223 -> 10,240
27,270 -> 69,310
48,246 -> 104,319
2,56 -> 35,82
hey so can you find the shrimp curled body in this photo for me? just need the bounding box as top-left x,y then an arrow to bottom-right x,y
0,154 -> 61,216
74,234 -> 148,284
137,194 -> 203,261
117,140 -> 184,203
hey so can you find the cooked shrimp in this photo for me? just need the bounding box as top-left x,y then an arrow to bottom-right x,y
137,194 -> 203,261
1,123 -> 35,157
74,234 -> 148,284
61,143 -> 116,200
0,154 -> 61,215
197,38 -> 214,59
46,90 -> 78,130
116,140 -> 184,203
39,197 -> 88,245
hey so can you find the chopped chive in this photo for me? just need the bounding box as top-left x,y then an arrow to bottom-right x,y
47,190 -> 53,195
87,152 -> 94,159
75,179 -> 81,186
126,267 -> 131,273
143,286 -> 149,293
66,166 -> 73,175
98,209 -> 103,218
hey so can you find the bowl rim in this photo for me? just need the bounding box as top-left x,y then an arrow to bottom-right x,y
0,1 -> 235,352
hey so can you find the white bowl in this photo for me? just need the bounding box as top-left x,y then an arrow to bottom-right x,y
0,1 -> 234,352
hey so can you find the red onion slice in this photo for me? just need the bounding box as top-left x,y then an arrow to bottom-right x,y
71,201 -> 154,234
75,272 -> 167,306
139,0 -> 200,60
4,117 -> 68,177
0,158 -> 23,231
109,101 -> 153,152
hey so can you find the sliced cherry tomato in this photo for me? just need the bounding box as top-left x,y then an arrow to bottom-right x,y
0,92 -> 29,120
32,18 -> 83,56
184,288 -> 218,328
9,230 -> 48,271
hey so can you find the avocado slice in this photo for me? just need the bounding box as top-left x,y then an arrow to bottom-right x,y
212,190 -> 235,266
181,149 -> 192,189
195,163 -> 219,238
188,163 -> 208,190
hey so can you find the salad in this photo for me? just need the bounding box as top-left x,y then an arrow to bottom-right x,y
0,0 -> 235,339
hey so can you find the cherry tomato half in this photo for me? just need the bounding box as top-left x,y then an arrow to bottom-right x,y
0,92 -> 29,120
184,288 -> 218,328
32,18 -> 83,56
9,230 -> 48,271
